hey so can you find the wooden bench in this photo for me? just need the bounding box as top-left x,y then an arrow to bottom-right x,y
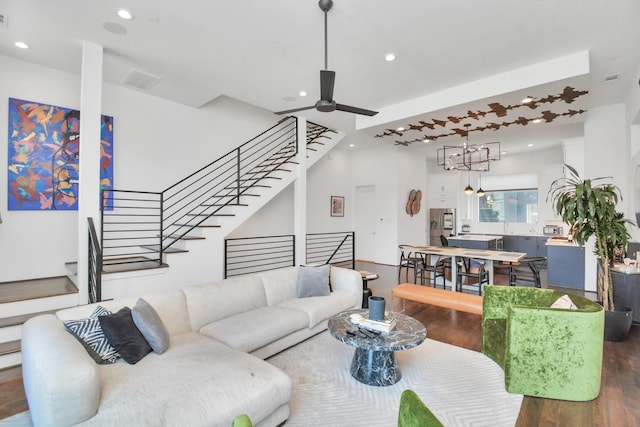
392,283 -> 483,315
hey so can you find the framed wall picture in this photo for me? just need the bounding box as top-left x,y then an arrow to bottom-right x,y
331,195 -> 344,217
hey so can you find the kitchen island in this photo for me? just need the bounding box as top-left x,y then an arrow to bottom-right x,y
449,234 -> 503,250
546,238 -> 585,289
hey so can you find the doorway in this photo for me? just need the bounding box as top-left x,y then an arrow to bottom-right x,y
355,185 -> 376,262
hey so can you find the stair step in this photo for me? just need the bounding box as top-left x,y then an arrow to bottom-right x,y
139,245 -> 188,254
0,341 -> 20,357
0,309 -> 58,329
200,203 -> 248,208
0,365 -> 22,383
186,213 -> 235,218
102,257 -> 169,274
0,277 -> 78,304
161,234 -> 206,241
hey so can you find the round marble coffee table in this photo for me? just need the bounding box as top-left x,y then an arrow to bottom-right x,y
328,309 -> 426,386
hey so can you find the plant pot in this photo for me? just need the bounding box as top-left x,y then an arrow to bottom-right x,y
604,306 -> 633,342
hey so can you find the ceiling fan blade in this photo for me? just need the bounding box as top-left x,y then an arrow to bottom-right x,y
274,105 -> 316,115
320,70 -> 335,101
335,103 -> 379,116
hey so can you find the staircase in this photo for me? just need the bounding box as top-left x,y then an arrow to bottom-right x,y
0,117 -> 344,375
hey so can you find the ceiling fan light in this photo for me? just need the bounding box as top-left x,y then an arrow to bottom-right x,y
464,185 -> 474,195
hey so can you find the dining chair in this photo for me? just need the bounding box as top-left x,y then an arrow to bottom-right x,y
398,245 -> 421,282
509,256 -> 547,288
414,253 -> 446,288
456,257 -> 489,295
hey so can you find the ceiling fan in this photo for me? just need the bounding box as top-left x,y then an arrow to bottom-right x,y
275,0 -> 378,117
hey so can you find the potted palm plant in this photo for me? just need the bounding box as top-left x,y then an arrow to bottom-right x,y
548,164 -> 634,341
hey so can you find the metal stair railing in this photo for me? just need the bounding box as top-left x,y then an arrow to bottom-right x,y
100,118 -> 336,270
224,231 -> 355,278
88,217 -> 102,303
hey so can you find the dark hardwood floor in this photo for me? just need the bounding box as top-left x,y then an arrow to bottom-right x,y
1,262 -> 639,426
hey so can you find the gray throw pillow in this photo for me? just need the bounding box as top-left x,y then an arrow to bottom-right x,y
297,264 -> 331,298
132,298 -> 170,354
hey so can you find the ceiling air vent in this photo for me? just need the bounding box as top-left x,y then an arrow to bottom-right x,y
0,14 -> 8,29
122,69 -> 161,91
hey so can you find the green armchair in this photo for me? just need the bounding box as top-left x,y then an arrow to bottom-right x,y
482,285 -> 604,401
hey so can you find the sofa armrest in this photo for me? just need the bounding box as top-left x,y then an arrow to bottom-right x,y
330,267 -> 362,308
505,305 -> 604,401
22,314 -> 101,427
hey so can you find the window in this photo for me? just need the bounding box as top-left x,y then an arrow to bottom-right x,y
478,188 -> 538,223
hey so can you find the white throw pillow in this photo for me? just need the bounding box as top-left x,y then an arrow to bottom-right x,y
551,294 -> 578,310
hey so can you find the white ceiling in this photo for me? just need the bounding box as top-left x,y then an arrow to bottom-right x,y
2,0 -> 640,155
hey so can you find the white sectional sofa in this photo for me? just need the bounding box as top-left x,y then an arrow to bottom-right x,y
21,265 -> 362,427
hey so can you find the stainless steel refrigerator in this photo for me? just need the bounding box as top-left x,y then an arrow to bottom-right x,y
429,208 -> 456,246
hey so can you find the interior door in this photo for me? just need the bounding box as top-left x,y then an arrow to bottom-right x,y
355,185 -> 376,262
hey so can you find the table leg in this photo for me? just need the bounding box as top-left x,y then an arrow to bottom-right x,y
350,348 -> 400,386
451,255 -> 458,292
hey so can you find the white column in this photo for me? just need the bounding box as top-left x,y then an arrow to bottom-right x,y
76,42 -> 103,304
294,117 -> 307,265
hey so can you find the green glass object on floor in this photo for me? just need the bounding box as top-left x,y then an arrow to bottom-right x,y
397,389 -> 444,427
231,414 -> 252,427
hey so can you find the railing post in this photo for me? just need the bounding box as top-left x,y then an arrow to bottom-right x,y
159,193 -> 164,265
236,147 -> 241,204
351,231 -> 355,270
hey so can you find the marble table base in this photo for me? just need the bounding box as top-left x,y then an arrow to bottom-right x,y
350,348 -> 400,386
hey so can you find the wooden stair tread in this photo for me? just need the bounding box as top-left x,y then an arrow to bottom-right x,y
0,365 -> 22,382
0,309 -> 58,329
0,341 -> 20,356
138,245 -> 188,254
0,277 -> 78,304
102,257 -> 169,274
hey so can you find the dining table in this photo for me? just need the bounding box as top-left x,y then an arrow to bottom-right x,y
406,245 -> 527,291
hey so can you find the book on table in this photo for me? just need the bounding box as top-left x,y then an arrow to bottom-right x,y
360,271 -> 379,279
360,314 -> 397,333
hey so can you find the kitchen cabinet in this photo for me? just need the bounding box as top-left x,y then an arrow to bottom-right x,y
502,235 -> 547,257
546,243 -> 585,289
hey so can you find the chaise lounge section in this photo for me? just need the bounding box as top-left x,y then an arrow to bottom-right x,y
21,265 -> 362,427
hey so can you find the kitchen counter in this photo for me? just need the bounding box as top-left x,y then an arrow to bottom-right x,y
449,235 -> 503,250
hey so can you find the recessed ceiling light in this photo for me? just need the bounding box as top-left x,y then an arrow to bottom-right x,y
349,144 -> 355,147
14,41 -> 29,49
299,91 -> 307,97
501,151 -> 507,155
116,9 -> 134,20
397,127 -> 404,132
385,53 -> 396,62
532,118 -> 542,124
522,97 -> 533,103
528,143 -> 534,147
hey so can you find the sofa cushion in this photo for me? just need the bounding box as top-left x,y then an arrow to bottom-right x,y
297,264 -> 331,298
63,306 -> 120,364
83,332 -> 291,426
259,267 -> 299,305
278,290 -> 359,328
199,306 -> 309,353
183,275 -> 267,331
132,298 -> 170,354
57,290 -> 192,337
99,307 -> 152,364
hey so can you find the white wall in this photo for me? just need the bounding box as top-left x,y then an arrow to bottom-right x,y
0,54 -> 277,282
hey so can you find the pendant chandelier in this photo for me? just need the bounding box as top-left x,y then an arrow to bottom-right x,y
437,124 -> 500,172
